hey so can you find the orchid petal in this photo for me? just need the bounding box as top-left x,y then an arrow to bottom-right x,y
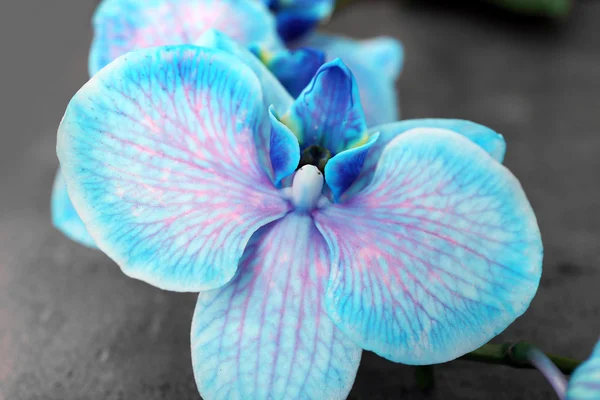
252,46 -> 325,98
567,339 -> 600,400
58,46 -> 291,292
356,37 -> 404,80
314,129 -> 542,364
269,106 -> 301,186
299,33 -> 403,126
51,169 -> 97,248
325,133 -> 379,202
285,59 -> 368,155
345,119 -> 507,199
196,30 -> 295,184
90,0 -> 281,76
191,213 -> 361,399
196,30 -> 292,111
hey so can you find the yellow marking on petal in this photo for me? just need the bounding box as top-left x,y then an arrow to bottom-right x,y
257,48 -> 275,65
280,111 -> 304,144
348,132 -> 370,149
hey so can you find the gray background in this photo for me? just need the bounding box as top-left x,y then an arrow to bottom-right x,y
1,0 -> 599,399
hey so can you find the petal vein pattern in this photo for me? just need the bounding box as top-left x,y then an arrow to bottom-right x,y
344,119 -> 507,199
195,30 -> 295,183
90,0 -> 281,76
191,213 -> 361,400
314,129 -> 543,364
57,46 -> 291,292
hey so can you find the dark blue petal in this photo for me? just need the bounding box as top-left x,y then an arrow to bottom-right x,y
299,33 -> 403,126
285,59 -> 368,154
324,133 -> 379,202
269,106 -> 301,187
271,1 -> 334,42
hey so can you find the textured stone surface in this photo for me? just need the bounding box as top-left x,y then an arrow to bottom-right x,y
1,0 -> 600,399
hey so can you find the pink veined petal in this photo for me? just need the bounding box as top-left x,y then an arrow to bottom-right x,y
57,46 -> 290,292
343,119 -> 507,200
90,0 -> 282,76
314,129 -> 542,364
191,213 -> 361,400
196,30 -> 297,185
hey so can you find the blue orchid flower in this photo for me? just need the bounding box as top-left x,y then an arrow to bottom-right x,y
51,0 -> 403,248
57,39 -> 542,399
262,0 -> 335,42
566,339 -> 600,399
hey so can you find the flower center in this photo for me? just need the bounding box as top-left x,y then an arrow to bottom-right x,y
291,165 -> 324,211
297,145 -> 331,174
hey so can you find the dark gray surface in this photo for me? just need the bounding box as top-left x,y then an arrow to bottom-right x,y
1,0 -> 599,399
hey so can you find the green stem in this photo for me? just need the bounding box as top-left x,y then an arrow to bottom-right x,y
460,342 -> 581,375
415,365 -> 436,392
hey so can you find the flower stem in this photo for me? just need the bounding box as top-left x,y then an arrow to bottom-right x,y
460,342 -> 581,375
461,342 -> 576,399
415,365 -> 435,392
